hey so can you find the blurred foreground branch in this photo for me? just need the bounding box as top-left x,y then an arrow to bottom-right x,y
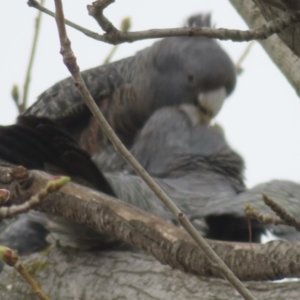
0,246 -> 50,300
1,165 -> 300,281
52,1 -> 255,298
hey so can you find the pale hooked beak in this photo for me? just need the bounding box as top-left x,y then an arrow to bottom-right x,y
197,87 -> 227,120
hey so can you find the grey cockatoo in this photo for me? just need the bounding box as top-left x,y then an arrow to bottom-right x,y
0,107 -> 300,255
24,14 -> 236,153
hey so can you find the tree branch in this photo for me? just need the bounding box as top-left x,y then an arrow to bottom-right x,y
52,1 -> 256,298
245,194 -> 300,231
0,246 -> 50,300
235,41 -> 256,74
27,0 -> 300,45
87,0 -> 118,34
1,165 -> 300,281
0,167 -> 69,219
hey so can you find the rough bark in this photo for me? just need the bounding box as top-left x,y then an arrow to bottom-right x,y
254,0 -> 300,55
0,249 -> 299,300
229,0 -> 300,96
2,165 -> 300,282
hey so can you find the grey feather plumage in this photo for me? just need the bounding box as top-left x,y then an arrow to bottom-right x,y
101,106 -> 300,241
1,105 -> 300,255
2,13 -> 300,254
100,106 -> 253,241
24,14 -> 236,152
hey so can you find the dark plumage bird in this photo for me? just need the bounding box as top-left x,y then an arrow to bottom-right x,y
1,106 -> 300,255
110,105 -> 255,241
0,116 -> 117,255
0,9 -> 297,247
0,116 -> 115,197
124,105 -> 300,241
0,108 -> 252,252
0,107 -> 246,256
24,14 -> 236,153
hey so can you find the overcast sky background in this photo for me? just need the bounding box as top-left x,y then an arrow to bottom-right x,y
1,0 -> 300,188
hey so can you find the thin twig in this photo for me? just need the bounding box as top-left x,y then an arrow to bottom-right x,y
21,0 -> 45,113
0,172 -> 70,219
103,17 -> 131,64
87,0 -> 118,34
11,84 -> 20,111
263,194 -> 300,230
52,1 -> 255,299
27,0 -> 299,45
245,194 -> 300,232
103,46 -> 118,64
0,246 -> 50,300
235,41 -> 255,75
245,203 -> 286,225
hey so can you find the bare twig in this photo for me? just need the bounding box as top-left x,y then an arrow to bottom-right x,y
0,170 -> 69,219
103,45 -> 118,64
245,194 -> 300,232
263,194 -> 300,230
103,17 -> 131,64
20,0 -> 45,113
51,1 -> 255,299
27,0 -> 299,45
235,41 -> 256,74
87,0 -> 118,34
0,246 -> 50,300
11,84 -> 20,111
245,203 -> 286,225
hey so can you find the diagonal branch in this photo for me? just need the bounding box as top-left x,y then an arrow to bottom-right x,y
51,1 -> 256,299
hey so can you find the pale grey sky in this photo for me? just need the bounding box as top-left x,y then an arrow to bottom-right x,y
1,0 -> 300,187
